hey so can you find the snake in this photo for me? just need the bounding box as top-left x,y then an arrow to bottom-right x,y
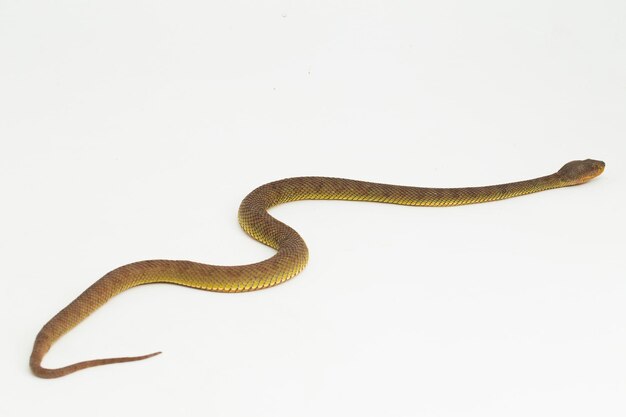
30,159 -> 605,378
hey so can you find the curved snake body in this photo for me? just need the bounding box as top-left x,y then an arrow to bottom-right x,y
30,159 -> 605,378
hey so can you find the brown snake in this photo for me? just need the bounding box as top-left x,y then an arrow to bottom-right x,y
30,159 -> 605,378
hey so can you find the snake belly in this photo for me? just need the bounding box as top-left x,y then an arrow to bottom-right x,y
30,159 -> 605,378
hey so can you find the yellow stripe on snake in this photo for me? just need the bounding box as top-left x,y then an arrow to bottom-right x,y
30,159 -> 605,378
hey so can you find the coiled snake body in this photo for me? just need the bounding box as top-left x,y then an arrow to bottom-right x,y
30,159 -> 605,378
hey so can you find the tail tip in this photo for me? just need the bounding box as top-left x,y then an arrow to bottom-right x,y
144,351 -> 162,359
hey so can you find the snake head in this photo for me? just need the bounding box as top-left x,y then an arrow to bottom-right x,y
557,159 -> 605,185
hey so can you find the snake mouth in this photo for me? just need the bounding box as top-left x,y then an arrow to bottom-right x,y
585,160 -> 605,181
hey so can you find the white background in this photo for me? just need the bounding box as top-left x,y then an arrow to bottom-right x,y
1,1 -> 625,416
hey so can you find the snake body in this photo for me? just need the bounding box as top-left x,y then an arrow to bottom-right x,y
30,159 -> 605,378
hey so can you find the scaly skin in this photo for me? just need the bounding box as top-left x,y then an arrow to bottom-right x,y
30,159 -> 605,378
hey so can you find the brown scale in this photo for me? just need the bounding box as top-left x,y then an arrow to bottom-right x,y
30,159 -> 605,378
